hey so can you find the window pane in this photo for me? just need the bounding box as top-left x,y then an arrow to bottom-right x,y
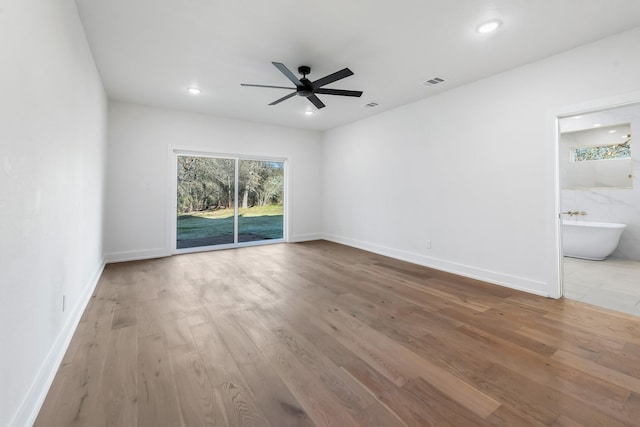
237,160 -> 284,243
176,156 -> 236,248
573,139 -> 630,162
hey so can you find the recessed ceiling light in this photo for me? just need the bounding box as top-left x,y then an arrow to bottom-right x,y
304,111 -> 313,116
609,129 -> 617,133
573,115 -> 583,119
592,123 -> 602,127
477,19 -> 502,34
187,86 -> 201,95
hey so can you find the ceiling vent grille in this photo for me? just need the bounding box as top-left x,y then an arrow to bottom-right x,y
363,102 -> 379,108
422,77 -> 445,86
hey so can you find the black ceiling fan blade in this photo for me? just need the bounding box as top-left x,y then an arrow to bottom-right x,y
311,68 -> 354,89
315,88 -> 363,97
241,83 -> 296,90
272,62 -> 303,86
269,92 -> 297,106
307,94 -> 326,109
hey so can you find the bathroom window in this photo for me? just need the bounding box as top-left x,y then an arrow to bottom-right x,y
572,138 -> 630,162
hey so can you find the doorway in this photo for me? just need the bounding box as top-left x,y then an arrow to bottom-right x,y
174,152 -> 286,252
557,102 -> 640,316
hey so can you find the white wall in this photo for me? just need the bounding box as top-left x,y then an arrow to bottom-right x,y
105,101 -> 323,261
322,27 -> 640,298
0,0 -> 107,426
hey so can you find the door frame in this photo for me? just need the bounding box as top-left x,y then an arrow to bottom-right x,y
167,146 -> 289,254
549,90 -> 640,299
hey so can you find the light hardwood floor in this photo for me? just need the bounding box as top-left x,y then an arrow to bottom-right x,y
35,241 -> 640,426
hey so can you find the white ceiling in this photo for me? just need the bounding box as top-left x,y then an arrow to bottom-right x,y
74,0 -> 640,131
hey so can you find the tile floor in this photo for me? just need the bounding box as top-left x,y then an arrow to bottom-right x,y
563,256 -> 640,317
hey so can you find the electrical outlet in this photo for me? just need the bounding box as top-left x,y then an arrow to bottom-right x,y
426,240 -> 431,249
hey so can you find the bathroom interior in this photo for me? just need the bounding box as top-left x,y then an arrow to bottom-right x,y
559,102 -> 640,316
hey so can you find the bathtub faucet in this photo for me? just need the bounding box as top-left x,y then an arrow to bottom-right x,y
562,211 -> 587,216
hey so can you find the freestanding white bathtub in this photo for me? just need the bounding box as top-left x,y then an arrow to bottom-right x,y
562,220 -> 626,260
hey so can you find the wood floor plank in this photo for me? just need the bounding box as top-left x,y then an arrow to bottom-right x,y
111,305 -> 137,330
234,309 -> 363,426
342,355 -> 470,427
482,363 -> 632,427
439,305 -> 557,357
36,241 -> 640,426
95,325 -> 138,427
261,310 -> 374,409
191,321 -> 250,389
135,298 -> 163,338
552,349 -> 640,394
162,315 -> 195,348
214,381 -> 272,427
454,322 -> 633,407
596,342 -> 640,378
114,283 -> 138,309
211,314 -> 315,427
36,306 -> 104,421
35,311 -> 114,427
485,405 -> 545,427
79,276 -> 118,323
168,343 -> 223,427
364,263 -> 491,312
401,377 -> 490,426
137,334 -> 183,427
307,301 -> 501,418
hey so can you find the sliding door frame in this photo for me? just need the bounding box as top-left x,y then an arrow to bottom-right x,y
167,146 -> 289,255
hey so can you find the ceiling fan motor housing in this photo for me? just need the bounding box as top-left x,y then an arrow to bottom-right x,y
296,66 -> 313,97
298,65 -> 311,76
296,79 -> 312,98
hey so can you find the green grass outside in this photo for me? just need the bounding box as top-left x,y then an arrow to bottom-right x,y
177,205 -> 283,241
180,204 -> 283,220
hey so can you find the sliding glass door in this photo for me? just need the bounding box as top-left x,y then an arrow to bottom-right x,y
176,156 -> 236,249
238,160 -> 284,243
175,154 -> 284,251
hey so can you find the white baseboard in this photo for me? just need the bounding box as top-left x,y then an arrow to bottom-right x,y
105,248 -> 170,263
106,238 -> 325,262
322,234 -> 550,298
11,259 -> 106,427
289,233 -> 323,242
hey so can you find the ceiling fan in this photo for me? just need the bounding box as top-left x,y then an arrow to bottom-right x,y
241,62 -> 363,109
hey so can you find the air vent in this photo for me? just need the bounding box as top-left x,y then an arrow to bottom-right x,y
422,77 -> 445,86
363,102 -> 379,108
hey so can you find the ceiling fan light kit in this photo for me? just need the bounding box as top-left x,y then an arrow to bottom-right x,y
241,62 -> 363,109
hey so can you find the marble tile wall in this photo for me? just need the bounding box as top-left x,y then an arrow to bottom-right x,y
562,186 -> 640,260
